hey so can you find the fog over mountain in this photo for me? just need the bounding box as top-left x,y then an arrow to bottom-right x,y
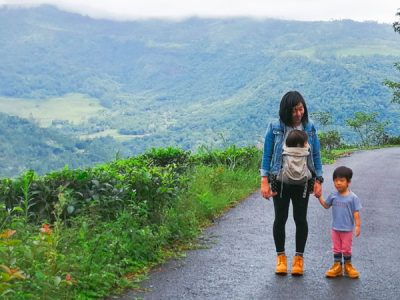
1,0 -> 398,22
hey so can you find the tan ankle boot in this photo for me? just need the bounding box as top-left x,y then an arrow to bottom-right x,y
275,254 -> 287,275
291,255 -> 304,276
325,262 -> 343,278
344,262 -> 359,278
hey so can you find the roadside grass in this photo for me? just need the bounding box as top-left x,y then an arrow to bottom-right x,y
321,147 -> 358,164
186,165 -> 259,225
321,144 -> 400,164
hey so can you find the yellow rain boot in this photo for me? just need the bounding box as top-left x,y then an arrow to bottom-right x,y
275,254 -> 287,275
344,262 -> 359,279
325,262 -> 343,278
291,255 -> 304,276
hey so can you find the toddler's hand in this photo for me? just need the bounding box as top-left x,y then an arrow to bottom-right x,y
355,225 -> 361,237
313,181 -> 322,198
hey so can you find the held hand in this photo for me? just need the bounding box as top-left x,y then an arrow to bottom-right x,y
313,181 -> 322,198
355,225 -> 361,237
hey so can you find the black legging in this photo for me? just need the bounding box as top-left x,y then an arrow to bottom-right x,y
273,183 -> 309,253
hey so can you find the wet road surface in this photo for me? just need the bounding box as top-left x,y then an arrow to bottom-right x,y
120,147 -> 400,300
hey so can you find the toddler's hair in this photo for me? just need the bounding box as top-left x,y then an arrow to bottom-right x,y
285,129 -> 308,147
333,166 -> 353,181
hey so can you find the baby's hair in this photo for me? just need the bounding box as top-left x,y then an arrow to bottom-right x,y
285,129 -> 308,147
333,166 -> 353,181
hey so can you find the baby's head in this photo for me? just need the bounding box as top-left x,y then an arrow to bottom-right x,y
286,129 -> 308,147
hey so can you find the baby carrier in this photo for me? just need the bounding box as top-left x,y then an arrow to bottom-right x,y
273,145 -> 314,198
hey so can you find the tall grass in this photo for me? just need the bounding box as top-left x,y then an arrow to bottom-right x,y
187,164 -> 259,223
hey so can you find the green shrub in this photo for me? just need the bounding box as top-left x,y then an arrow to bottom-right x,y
386,135 -> 400,145
194,145 -> 261,170
140,147 -> 193,170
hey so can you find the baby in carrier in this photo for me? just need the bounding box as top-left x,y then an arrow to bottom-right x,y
272,129 -> 314,197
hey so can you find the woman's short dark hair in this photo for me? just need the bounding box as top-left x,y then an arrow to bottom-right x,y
333,166 -> 353,182
285,129 -> 308,147
279,91 -> 309,126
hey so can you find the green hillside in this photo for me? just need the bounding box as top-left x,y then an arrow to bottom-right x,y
0,113 -> 127,177
0,5 -> 399,176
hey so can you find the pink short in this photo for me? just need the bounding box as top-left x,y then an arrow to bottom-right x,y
331,229 -> 353,256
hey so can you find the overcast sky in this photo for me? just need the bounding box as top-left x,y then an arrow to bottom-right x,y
0,0 -> 399,23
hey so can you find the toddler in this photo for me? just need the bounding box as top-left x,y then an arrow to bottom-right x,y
316,166 -> 361,278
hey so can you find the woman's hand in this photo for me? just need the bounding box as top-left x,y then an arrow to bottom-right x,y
261,177 -> 277,200
313,180 -> 322,198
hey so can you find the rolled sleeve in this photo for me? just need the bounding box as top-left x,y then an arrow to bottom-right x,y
260,123 -> 274,177
312,127 -> 323,177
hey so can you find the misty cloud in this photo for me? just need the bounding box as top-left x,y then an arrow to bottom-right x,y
0,0 -> 398,23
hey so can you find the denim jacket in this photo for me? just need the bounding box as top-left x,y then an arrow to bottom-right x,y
260,119 -> 323,178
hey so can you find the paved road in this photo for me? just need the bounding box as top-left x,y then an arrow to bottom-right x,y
120,147 -> 400,300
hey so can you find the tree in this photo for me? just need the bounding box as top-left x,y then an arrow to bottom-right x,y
346,112 -> 389,147
394,9 -> 400,33
311,111 -> 342,151
318,131 -> 342,151
384,63 -> 400,104
310,112 -> 332,130
384,10 -> 400,103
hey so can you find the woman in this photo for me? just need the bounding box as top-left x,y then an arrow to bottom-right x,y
260,91 -> 323,276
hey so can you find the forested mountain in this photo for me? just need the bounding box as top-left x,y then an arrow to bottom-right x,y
0,113 -> 123,176
0,5 -> 399,177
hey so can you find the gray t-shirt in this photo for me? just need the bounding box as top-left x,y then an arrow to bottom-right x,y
325,191 -> 362,231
